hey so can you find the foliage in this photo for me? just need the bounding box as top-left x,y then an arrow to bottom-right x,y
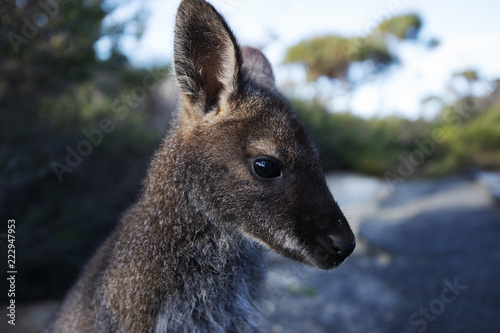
0,0 -> 170,301
284,13 -> 423,83
431,90 -> 500,175
284,35 -> 392,82
285,8 -> 498,179
375,13 -> 422,40
292,99 -> 432,175
292,78 -> 500,178
453,69 -> 479,83
1,0 -> 105,97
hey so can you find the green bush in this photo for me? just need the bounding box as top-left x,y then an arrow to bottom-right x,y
292,89 -> 500,178
0,68 -> 170,300
434,104 -> 500,174
292,99 -> 432,175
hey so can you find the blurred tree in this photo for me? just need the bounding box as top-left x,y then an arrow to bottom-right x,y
1,0 -> 105,97
430,76 -> 500,175
454,69 -> 479,83
0,0 -> 148,98
375,13 -> 422,40
291,99 -> 432,175
284,13 -> 423,87
0,0 -> 170,301
284,35 -> 392,83
265,9 -> 500,185
447,69 -> 483,102
419,95 -> 444,120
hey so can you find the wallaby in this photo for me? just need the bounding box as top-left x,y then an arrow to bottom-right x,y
46,0 -> 355,332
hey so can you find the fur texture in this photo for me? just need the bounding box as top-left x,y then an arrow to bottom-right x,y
46,0 -> 355,332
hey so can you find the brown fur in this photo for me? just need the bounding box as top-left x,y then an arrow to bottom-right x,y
46,0 -> 355,332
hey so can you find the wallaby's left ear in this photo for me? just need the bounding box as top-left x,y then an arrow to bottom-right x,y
174,0 -> 242,116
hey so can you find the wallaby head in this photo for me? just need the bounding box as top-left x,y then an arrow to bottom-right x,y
171,0 -> 355,269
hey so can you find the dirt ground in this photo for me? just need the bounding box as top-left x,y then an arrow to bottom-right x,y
3,174 -> 500,333
260,174 -> 500,333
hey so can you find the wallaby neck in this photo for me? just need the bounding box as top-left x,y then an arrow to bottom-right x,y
126,134 -> 266,331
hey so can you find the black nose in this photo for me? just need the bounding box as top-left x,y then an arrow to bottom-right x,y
311,234 -> 356,270
329,235 -> 356,264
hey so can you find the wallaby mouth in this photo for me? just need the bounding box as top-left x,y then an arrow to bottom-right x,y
291,191 -> 356,270
295,212 -> 356,270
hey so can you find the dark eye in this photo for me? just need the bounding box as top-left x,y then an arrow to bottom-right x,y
253,158 -> 281,179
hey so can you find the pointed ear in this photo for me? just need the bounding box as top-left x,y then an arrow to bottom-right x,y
241,46 -> 276,90
174,0 -> 242,116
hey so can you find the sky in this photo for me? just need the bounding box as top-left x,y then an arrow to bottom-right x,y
100,0 -> 500,119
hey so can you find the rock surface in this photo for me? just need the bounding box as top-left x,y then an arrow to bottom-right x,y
260,174 -> 500,333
